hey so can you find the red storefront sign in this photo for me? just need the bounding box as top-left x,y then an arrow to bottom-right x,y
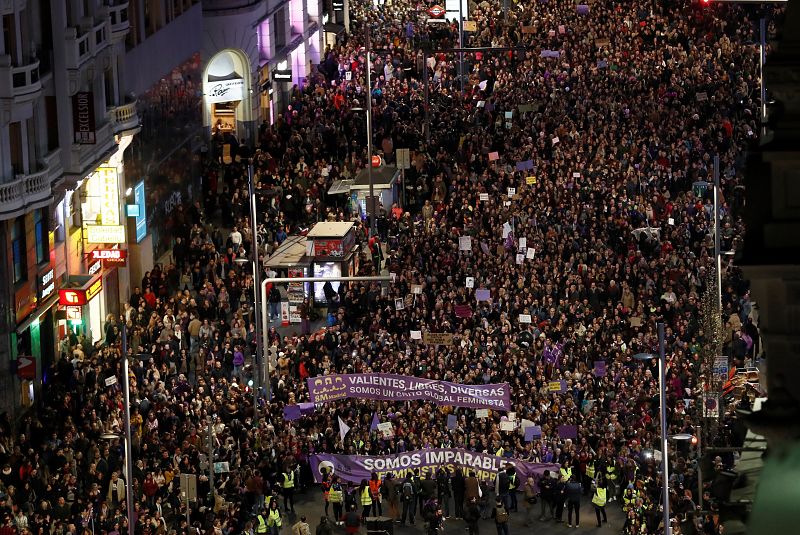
91,248 -> 128,266
58,277 -> 103,306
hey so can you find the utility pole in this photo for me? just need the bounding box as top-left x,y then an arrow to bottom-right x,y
365,25 -> 377,238
121,323 -> 135,535
208,416 -> 215,504
713,155 -> 722,316
247,160 -> 263,422
422,46 -> 430,144
658,322 -> 670,535
458,0 -> 465,94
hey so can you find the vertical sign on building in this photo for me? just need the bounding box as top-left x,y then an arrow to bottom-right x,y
97,166 -> 120,226
72,92 -> 96,144
133,180 -> 147,243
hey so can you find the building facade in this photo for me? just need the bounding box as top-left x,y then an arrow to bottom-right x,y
0,0 -> 201,416
201,0 -> 323,139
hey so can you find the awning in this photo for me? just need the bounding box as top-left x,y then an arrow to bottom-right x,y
16,292 -> 60,334
323,23 -> 346,35
327,179 -> 354,195
350,166 -> 400,190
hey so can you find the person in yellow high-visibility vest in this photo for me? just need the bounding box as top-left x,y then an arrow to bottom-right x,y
329,478 -> 345,525
591,476 -> 608,528
282,468 -> 296,513
560,465 -> 573,483
267,500 -> 282,535
256,512 -> 269,534
358,479 -> 372,522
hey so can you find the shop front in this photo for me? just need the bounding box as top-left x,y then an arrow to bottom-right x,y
204,49 -> 255,140
306,221 -> 360,303
58,269 -> 105,345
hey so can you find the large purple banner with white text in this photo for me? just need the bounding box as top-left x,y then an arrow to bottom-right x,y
311,449 -> 559,487
307,374 -> 511,411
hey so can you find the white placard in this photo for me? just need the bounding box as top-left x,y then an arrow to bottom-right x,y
668,218 -> 675,225
105,376 -> 118,387
395,298 -> 404,310
516,254 -> 524,264
519,237 -> 527,249
507,187 -> 516,197
412,285 -> 423,294
519,314 -> 532,323
459,236 -> 472,251
390,272 -> 397,282
508,412 -> 517,421
552,136 -> 560,145
466,277 -> 474,288
526,248 -> 536,259
573,172 -> 581,178
410,330 -> 422,340
479,193 -> 489,201
377,422 -> 394,437
476,409 -> 489,418
504,201 -> 511,206
500,421 -> 515,431
345,71 -> 352,81
502,222 -> 512,238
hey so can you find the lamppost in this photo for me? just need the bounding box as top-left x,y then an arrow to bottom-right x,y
669,433 -> 703,511
364,26 -> 377,238
634,322 -> 670,535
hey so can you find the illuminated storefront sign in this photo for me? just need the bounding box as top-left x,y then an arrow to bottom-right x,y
87,260 -> 102,276
86,225 -> 125,244
66,306 -> 82,320
59,289 -> 86,306
133,180 -> 147,243
38,269 -> 55,300
96,166 -> 120,225
86,278 -> 103,301
91,249 -> 127,266
205,79 -> 244,104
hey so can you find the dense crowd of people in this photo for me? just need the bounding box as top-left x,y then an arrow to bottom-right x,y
0,0 -> 779,534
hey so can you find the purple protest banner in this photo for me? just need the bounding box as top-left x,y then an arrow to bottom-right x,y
475,289 -> 491,302
308,374 -> 512,411
515,160 -> 534,171
541,50 -> 561,58
524,425 -> 542,442
454,304 -> 473,318
557,425 -> 578,439
594,361 -> 606,377
311,449 -> 559,487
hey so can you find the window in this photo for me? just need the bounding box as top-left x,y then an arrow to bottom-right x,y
11,217 -> 27,284
34,209 -> 48,265
274,9 -> 286,49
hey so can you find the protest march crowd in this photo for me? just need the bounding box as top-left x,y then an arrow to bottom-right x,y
0,0 -> 775,534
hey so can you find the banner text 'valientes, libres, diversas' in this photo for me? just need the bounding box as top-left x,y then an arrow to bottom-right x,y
306,373 -> 511,411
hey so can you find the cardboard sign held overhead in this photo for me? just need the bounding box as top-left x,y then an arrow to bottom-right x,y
423,332 -> 454,346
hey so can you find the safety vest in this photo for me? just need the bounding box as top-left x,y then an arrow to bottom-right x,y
586,463 -> 595,479
329,486 -> 343,503
369,479 -> 381,498
495,447 -> 505,457
360,487 -> 373,506
623,491 -> 638,511
283,472 -> 295,489
560,467 -> 572,482
509,474 -> 517,489
592,488 -> 607,507
268,509 -> 282,527
606,465 -> 617,480
256,515 -> 268,534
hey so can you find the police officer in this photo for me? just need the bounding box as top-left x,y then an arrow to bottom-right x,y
282,465 -> 297,514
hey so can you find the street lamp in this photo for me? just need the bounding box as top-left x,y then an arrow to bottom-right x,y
633,322 -> 670,535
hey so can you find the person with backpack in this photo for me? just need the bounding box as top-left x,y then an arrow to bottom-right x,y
565,473 -> 583,528
491,499 -> 510,535
400,476 -> 416,525
383,473 -> 399,520
465,497 -> 481,535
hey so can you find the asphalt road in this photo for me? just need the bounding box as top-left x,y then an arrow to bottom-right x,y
279,489 -> 626,535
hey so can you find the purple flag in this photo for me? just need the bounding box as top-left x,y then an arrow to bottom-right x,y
594,361 -> 606,377
541,50 -> 560,58
310,449 -> 559,488
447,414 -> 457,430
515,160 -> 534,171
524,425 -> 542,442
557,425 -> 578,440
308,374 -> 512,411
371,413 -> 380,431
283,402 -> 316,421
577,5 -> 589,15
475,289 -> 491,302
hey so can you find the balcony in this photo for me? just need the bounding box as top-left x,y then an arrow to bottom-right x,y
70,121 -> 115,177
0,154 -> 61,220
64,19 -> 111,71
107,99 -> 140,135
0,55 -> 42,101
107,1 -> 130,39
